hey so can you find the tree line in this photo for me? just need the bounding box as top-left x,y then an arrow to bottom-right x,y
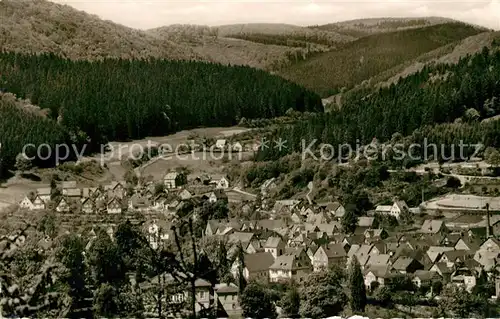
258,47 -> 500,163
0,52 -> 322,176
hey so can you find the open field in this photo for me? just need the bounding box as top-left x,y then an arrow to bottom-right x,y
84,126 -> 252,163
422,194 -> 500,213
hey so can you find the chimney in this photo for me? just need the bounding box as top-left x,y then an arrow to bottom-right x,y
486,203 -> 492,239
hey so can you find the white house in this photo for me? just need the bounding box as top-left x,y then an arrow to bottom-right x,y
163,172 -> 186,189
215,139 -> 227,149
81,197 -> 95,214
263,237 -> 285,259
231,252 -> 274,282
208,190 -> 228,203
32,195 -> 46,210
19,196 -> 34,210
375,200 -> 409,219
56,198 -> 70,213
269,249 -> 312,283
107,198 -> 122,214
216,176 -> 230,190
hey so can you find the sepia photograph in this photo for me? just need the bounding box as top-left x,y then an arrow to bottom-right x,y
0,0 -> 499,317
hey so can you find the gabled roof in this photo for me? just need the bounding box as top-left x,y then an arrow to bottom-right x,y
392,256 -> 421,271
454,237 -> 481,251
375,205 -> 392,213
164,172 -> 179,180
394,200 -> 409,211
215,139 -> 227,148
366,254 -> 390,267
440,249 -> 472,263
261,178 -> 277,190
420,220 -> 446,234
228,232 -> 254,244
352,244 -> 374,265
413,270 -> 440,281
255,219 -> 285,231
65,188 -> 82,197
264,236 -> 282,248
244,252 -> 274,272
60,181 -> 77,189
36,187 -> 52,196
431,262 -> 453,275
357,217 -> 374,228
195,278 -> 212,287
364,264 -> 398,279
215,283 -> 238,294
211,189 -> 227,199
319,243 -> 346,259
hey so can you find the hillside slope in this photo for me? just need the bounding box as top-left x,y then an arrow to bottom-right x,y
0,0 -> 197,60
278,23 -> 484,96
148,25 -> 310,70
148,23 -> 352,70
381,31 -> 500,86
313,17 -> 458,37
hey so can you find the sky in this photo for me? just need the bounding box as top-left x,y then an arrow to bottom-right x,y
51,0 -> 500,30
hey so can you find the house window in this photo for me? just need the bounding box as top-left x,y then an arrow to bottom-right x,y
292,270 -> 297,275
199,291 -> 205,299
172,293 -> 184,303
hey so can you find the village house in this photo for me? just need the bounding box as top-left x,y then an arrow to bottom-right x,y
105,181 -> 126,198
348,244 -> 380,267
429,262 -> 454,281
392,256 -> 424,274
454,237 -> 481,251
364,265 -> 401,289
437,250 -> 472,268
128,194 -> 151,212
163,171 -> 187,189
208,189 -> 228,204
36,187 -> 52,202
231,252 -> 274,282
214,283 -> 240,317
312,243 -> 347,271
355,217 -> 375,234
19,195 -> 34,210
374,200 -> 409,219
211,175 -> 230,190
260,178 -> 277,196
107,197 -> 122,214
364,228 -> 389,241
178,189 -> 192,201
451,267 -> 477,292
215,139 -> 227,150
62,187 -> 82,199
412,270 -> 441,288
474,238 -> 500,270
420,220 -> 449,235
426,246 -> 455,263
365,254 -> 391,268
269,249 -> 312,283
263,236 -> 285,259
55,198 -> 71,213
31,195 -> 47,210
81,197 -> 95,214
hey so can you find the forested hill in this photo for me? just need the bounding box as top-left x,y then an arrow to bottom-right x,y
0,0 -> 198,61
278,23 -> 484,97
258,46 -> 500,162
0,52 -> 322,174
